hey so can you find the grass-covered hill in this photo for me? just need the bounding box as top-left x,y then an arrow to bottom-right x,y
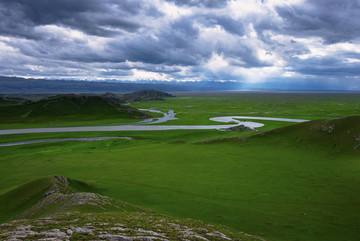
245,115 -> 360,153
0,175 -> 146,224
204,115 -> 360,152
121,89 -> 175,102
101,92 -> 125,106
0,96 -> 10,103
0,96 -> 27,105
0,176 -> 264,241
0,94 -> 151,128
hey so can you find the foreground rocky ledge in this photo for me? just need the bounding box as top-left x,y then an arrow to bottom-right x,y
0,212 -> 265,241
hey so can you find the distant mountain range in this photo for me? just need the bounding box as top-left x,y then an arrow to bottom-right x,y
0,76 -> 240,93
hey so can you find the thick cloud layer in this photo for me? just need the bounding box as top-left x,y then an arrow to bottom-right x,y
0,0 -> 359,90
275,0 -> 360,44
165,0 -> 230,8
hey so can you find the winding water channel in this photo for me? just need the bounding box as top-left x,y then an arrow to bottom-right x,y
0,137 -> 132,147
0,109 -> 309,146
138,109 -> 178,124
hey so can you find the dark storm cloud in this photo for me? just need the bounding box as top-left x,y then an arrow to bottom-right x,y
0,32 -> 107,64
220,45 -> 270,68
0,0 -> 146,39
197,14 -> 245,36
165,0 -> 230,8
275,0 -> 360,43
111,15 -> 263,68
291,56 -> 360,77
0,0 -> 269,68
110,17 -> 212,66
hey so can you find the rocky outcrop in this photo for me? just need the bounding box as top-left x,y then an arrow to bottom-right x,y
224,124 -> 254,132
0,212 -> 266,241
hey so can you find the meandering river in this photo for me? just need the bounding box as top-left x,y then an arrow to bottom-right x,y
0,109 -> 309,136
0,137 -> 132,147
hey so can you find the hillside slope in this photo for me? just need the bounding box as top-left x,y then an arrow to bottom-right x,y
251,116 -> 360,152
205,116 -> 360,153
0,175 -> 146,224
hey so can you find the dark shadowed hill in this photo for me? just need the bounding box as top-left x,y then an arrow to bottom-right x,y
121,89 -> 175,102
101,92 -> 125,106
0,94 -> 151,126
0,96 -> 27,104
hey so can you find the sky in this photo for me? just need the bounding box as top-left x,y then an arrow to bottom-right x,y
0,0 -> 360,90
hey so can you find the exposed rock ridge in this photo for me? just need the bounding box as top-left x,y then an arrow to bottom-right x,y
16,175 -> 145,219
0,212 -> 266,241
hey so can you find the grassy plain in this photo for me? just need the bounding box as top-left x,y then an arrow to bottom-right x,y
132,92 -> 360,124
1,92 -> 360,241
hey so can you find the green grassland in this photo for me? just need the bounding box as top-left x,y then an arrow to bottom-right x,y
1,93 -> 360,241
2,92 -> 360,129
131,93 -> 360,125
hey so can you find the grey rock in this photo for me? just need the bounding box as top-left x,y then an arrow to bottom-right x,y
206,231 -> 231,240
98,234 -> 168,241
4,230 -> 37,238
137,228 -> 163,236
110,226 -> 128,231
191,235 -> 209,241
97,235 -> 135,240
194,227 -> 208,233
0,223 -> 12,227
72,227 -> 93,234
39,229 -> 68,238
15,225 -> 32,231
37,238 -> 65,241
